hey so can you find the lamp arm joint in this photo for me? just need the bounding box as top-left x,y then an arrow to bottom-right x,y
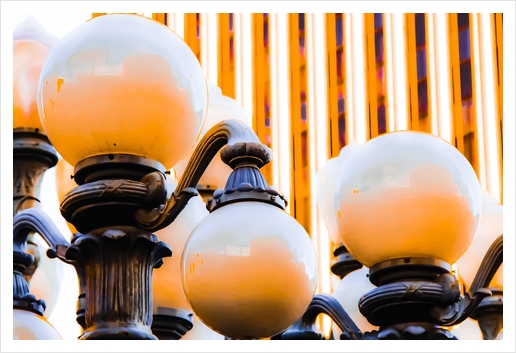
135,119 -> 271,232
13,208 -> 72,264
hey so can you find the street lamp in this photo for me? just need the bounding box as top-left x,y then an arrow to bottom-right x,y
13,13 -> 317,340
274,131 -> 503,340
12,13 -> 503,341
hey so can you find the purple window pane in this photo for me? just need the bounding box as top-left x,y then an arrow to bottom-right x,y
336,48 -> 343,79
462,99 -> 473,125
417,80 -> 428,117
377,104 -> 386,134
338,95 -> 345,114
460,61 -> 472,100
457,13 -> 469,28
336,17 -> 343,47
375,31 -> 384,64
458,28 -> 471,61
374,13 -> 383,29
301,102 -> 307,122
230,37 -> 234,61
376,67 -> 385,98
338,114 -> 346,147
299,36 -> 305,55
263,13 -> 268,18
264,20 -> 269,47
229,13 -> 233,31
415,13 -> 426,47
416,47 -> 427,80
299,13 -> 305,31
265,117 -> 271,127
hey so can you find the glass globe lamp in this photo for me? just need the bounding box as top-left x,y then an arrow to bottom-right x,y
174,82 -> 245,192
456,191 -> 503,290
153,178 -> 208,314
13,309 -> 62,340
181,201 -> 318,339
182,315 -> 224,340
37,14 -> 207,169
335,131 -> 482,268
14,16 -> 58,131
316,141 -> 360,244
26,235 -> 64,320
331,267 -> 377,338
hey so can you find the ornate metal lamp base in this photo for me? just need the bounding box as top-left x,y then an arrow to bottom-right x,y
359,257 -> 460,328
151,308 -> 194,340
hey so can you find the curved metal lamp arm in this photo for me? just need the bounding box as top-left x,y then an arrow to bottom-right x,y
278,294 -> 363,340
13,208 -> 71,263
135,119 -> 271,232
431,234 -> 503,326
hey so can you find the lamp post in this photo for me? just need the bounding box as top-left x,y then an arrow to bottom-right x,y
12,13 -> 504,342
13,13 -> 317,340
274,131 -> 503,340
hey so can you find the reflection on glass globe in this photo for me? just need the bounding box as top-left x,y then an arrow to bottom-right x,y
13,16 -> 58,130
37,14 -> 207,168
335,131 -> 482,268
456,191 -> 503,290
331,267 -> 377,337
153,178 -> 208,313
316,141 -> 360,244
27,234 -> 64,319
13,309 -> 62,340
55,158 -> 78,234
181,202 -> 318,339
174,82 -> 246,190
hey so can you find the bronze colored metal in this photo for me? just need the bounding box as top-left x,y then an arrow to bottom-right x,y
272,294 -> 363,340
331,245 -> 363,279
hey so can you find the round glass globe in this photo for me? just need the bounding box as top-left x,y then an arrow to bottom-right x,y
153,179 -> 208,313
181,202 -> 318,339
174,82 -> 245,190
13,309 -> 62,340
456,191 -> 503,290
27,234 -> 64,319
316,141 -> 360,244
37,14 -> 207,169
14,17 -> 58,131
331,267 -> 377,337
335,131 -> 482,268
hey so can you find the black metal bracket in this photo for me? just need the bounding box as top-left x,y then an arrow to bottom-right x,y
151,307 -> 194,340
134,119 -> 274,232
430,235 -> 503,326
272,294 -> 363,340
331,245 -> 363,279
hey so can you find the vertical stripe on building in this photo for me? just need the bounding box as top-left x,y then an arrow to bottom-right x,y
269,13 -> 291,213
167,13 -> 185,38
252,14 -> 273,185
234,13 -> 253,127
151,13 -> 167,26
288,13 -> 311,233
184,13 -> 201,63
218,13 -> 235,98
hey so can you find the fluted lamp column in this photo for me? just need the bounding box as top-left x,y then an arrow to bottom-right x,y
13,16 -> 63,338
34,14 -> 208,339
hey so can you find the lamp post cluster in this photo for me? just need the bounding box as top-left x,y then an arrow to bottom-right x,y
12,14 -> 503,341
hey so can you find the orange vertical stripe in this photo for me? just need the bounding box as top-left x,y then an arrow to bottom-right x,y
218,14 -> 236,98
364,14 -> 378,139
405,13 -> 419,131
448,14 -> 464,154
152,13 -> 167,25
325,14 -> 340,158
184,14 -> 201,63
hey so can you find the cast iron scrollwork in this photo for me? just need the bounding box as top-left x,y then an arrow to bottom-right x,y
273,294 -> 363,340
430,234 -> 503,326
135,119 -> 272,232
